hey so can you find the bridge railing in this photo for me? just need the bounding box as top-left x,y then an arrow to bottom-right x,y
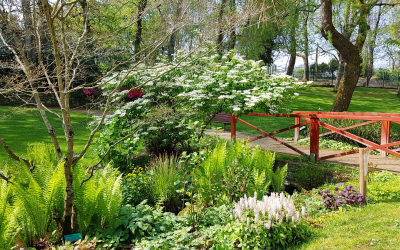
230,111 -> 400,161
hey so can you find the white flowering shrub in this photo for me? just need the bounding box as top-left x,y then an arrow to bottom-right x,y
218,192 -> 311,249
233,192 -> 305,228
95,51 -> 310,165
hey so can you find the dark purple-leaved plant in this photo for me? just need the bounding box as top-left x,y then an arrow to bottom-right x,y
318,185 -> 368,210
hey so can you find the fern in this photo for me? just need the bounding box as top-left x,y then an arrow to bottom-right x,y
0,178 -> 16,249
74,163 -> 123,234
272,164 -> 288,192
194,140 -> 289,205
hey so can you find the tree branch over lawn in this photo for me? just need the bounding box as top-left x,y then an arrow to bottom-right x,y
0,137 -> 33,171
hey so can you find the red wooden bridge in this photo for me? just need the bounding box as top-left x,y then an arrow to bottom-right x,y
230,111 -> 400,162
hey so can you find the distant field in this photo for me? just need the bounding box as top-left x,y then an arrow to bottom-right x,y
228,86 -> 400,137
0,106 -> 94,162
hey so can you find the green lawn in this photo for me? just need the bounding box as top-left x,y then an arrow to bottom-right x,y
301,202 -> 400,249
0,106 -> 94,162
230,87 -> 400,137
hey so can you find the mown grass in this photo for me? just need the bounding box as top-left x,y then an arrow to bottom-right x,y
0,106 -> 94,162
217,86 -> 400,137
301,202 -> 400,249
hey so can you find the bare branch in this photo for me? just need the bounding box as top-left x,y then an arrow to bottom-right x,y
0,137 -> 34,171
33,90 -> 63,159
80,133 -> 133,186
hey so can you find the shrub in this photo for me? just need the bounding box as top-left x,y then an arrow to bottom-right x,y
96,201 -> 184,248
194,140 -> 288,206
291,163 -> 332,190
221,192 -> 311,249
0,144 -> 123,246
140,106 -> 202,156
148,155 -> 185,212
97,51 -> 308,168
318,185 -> 366,210
122,166 -> 152,206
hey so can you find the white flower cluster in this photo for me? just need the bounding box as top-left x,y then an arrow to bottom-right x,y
233,192 -> 306,231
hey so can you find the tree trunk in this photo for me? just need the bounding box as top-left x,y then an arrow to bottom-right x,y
314,45 -> 318,77
331,56 -> 362,111
134,0 -> 148,62
167,0 -> 182,61
217,0 -> 227,55
321,0 -> 370,111
335,54 -> 344,91
227,0 -> 236,50
286,53 -> 296,76
366,6 -> 382,87
286,12 -> 297,76
63,161 -> 75,234
22,0 -> 35,62
303,16 -> 309,80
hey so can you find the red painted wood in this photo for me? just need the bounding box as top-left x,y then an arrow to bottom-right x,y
232,111 -> 400,161
319,121 -> 400,158
381,121 -> 391,156
244,112 -> 400,121
230,114 -> 236,140
319,149 -> 360,160
234,117 -> 268,135
294,117 -> 300,142
319,120 -> 379,138
310,118 -> 320,160
235,117 -> 310,139
248,134 -> 308,156
366,140 -> 400,151
293,111 -> 400,116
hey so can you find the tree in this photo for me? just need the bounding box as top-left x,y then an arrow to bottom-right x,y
321,0 -> 400,111
0,0 -> 265,235
321,0 -> 371,111
363,5 -> 383,87
286,2 -> 299,76
134,0 -> 148,62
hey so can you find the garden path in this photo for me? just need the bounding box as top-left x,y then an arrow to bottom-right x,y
206,130 -> 400,173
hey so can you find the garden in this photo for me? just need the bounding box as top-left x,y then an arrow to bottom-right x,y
1,52 -> 400,249
1,0 -> 400,249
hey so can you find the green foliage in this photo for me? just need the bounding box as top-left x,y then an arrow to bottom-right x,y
73,164 -> 123,234
193,140 -> 288,205
0,143 -> 123,246
148,155 -> 184,212
299,138 -> 359,152
141,106 -> 202,156
374,68 -> 399,81
271,164 -> 288,192
367,171 -> 400,202
291,163 -> 333,190
122,166 -> 152,206
8,143 -> 65,246
96,201 -> 184,248
292,189 -> 329,218
219,219 -> 311,249
0,178 -> 15,249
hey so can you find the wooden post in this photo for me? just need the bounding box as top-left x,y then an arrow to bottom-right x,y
294,116 -> 300,143
310,118 -> 319,161
380,121 -> 391,156
359,148 -> 369,200
230,113 -> 236,140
